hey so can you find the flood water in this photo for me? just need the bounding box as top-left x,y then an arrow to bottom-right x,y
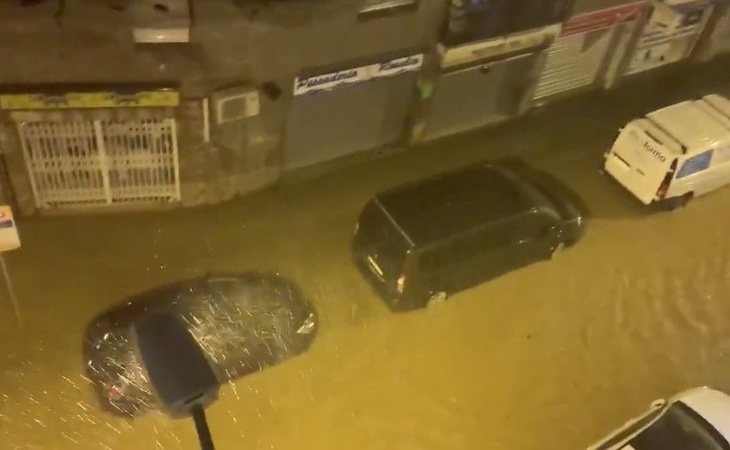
0,58 -> 729,450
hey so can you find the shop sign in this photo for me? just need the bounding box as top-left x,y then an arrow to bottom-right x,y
0,89 -> 179,110
294,66 -> 371,96
294,54 -> 423,96
371,54 -> 424,78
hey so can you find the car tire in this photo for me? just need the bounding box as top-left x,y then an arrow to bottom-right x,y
426,291 -> 448,308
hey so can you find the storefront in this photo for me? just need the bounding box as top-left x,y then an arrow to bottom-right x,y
532,1 -> 649,104
421,26 -> 561,141
0,87 -> 181,211
443,0 -> 574,46
625,0 -> 714,75
692,0 -> 730,61
282,53 -> 422,170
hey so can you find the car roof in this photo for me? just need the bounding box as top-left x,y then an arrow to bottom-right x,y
676,387 -> 730,443
374,165 -> 548,246
647,96 -> 730,154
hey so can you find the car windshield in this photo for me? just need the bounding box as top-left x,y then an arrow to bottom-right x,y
629,403 -> 728,450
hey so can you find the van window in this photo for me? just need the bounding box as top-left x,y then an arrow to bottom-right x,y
419,224 -> 511,272
677,151 -> 713,179
357,202 -> 409,280
511,212 -> 552,242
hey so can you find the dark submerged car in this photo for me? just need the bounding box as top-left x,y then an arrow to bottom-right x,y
83,272 -> 317,417
352,163 -> 585,311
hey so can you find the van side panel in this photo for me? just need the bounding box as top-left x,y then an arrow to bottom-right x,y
668,146 -> 730,198
410,212 -> 558,307
510,210 -> 560,266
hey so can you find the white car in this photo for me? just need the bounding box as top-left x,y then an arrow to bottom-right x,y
588,387 -> 730,450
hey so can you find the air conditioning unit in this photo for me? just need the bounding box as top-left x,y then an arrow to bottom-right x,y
210,87 -> 260,125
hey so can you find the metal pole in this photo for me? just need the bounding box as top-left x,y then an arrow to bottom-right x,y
0,253 -> 22,326
191,405 -> 215,450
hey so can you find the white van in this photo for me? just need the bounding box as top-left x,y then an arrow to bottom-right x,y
604,94 -> 730,209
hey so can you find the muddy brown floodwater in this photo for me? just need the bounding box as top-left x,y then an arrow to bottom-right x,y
0,58 -> 729,450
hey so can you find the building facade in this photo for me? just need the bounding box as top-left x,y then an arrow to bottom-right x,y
0,0 -> 726,215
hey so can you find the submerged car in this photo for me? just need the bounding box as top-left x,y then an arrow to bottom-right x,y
352,163 -> 584,311
588,387 -> 730,450
83,272 -> 317,417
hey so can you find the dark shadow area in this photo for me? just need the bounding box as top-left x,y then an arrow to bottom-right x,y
82,272 -> 318,417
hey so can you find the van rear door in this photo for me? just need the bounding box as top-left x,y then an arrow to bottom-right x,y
605,122 -> 676,204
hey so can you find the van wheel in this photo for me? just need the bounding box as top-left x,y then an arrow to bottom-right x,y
550,242 -> 565,260
427,291 -> 448,308
663,193 -> 693,211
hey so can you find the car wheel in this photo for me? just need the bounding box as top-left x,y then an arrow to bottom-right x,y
427,291 -> 448,308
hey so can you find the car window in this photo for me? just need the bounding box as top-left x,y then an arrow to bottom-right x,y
629,403 -> 729,450
677,151 -> 713,178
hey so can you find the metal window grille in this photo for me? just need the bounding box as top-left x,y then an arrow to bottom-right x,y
17,118 -> 180,209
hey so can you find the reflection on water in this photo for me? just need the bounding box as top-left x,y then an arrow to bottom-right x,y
0,59 -> 729,449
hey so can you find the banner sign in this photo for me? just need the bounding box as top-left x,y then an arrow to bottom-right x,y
0,89 -> 179,110
294,54 -> 423,96
0,206 -> 20,252
371,54 -> 424,78
294,66 -> 371,96
561,1 -> 648,37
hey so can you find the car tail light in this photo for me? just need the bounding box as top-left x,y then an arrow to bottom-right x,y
396,275 -> 406,295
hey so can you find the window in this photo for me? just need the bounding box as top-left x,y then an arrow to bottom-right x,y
677,150 -> 713,178
355,203 -> 409,279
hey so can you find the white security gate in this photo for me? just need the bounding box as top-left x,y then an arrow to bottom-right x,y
533,2 -> 648,102
533,32 -> 612,100
18,118 -> 180,208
